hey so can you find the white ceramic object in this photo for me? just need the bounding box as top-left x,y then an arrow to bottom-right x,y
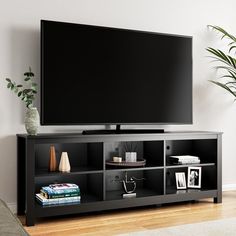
25,107 -> 40,135
59,152 -> 71,172
113,156 -> 122,162
125,152 -> 137,162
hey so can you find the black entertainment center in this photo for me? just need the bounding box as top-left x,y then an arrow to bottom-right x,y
16,20 -> 222,226
17,131 -> 222,226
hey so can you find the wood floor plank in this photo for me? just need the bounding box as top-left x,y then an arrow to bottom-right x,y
20,191 -> 236,235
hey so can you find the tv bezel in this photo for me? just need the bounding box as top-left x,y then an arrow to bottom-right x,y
40,19 -> 193,126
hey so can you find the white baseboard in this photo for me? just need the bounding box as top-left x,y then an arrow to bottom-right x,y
222,184 -> 236,191
6,185 -> 236,214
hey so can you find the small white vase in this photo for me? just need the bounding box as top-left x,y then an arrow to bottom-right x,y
59,152 -> 71,172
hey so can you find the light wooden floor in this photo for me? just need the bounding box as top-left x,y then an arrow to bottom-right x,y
21,191 -> 236,236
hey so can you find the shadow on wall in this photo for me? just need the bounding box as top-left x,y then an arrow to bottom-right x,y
194,80 -> 234,128
0,135 -> 17,202
9,26 -> 40,124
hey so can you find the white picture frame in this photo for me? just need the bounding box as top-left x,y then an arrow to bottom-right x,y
187,167 -> 201,188
175,172 -> 187,189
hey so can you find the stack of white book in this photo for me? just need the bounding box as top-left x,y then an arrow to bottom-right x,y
169,155 -> 200,165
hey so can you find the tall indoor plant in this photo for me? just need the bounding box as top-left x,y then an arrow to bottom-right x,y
6,67 -> 39,135
207,25 -> 236,98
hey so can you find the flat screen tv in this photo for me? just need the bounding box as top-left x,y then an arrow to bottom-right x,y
41,20 -> 192,126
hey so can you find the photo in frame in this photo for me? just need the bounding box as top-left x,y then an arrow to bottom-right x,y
187,167 -> 201,188
175,172 -> 187,189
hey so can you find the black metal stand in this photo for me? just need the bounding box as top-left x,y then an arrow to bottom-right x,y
82,125 -> 164,135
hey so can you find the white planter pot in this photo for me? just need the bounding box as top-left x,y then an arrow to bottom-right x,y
25,107 -> 40,135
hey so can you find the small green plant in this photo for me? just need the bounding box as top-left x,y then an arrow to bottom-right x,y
6,67 -> 37,108
207,25 -> 236,98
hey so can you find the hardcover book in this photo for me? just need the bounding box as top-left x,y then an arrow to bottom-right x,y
42,186 -> 80,196
36,193 -> 81,206
40,189 -> 80,199
49,183 -> 79,190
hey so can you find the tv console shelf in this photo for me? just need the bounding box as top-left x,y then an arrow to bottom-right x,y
17,131 -> 222,226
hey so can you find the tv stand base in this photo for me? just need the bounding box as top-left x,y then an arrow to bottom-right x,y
83,124 -> 164,135
82,129 -> 164,135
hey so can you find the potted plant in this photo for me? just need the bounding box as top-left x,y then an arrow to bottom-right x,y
207,25 -> 236,98
5,67 -> 39,135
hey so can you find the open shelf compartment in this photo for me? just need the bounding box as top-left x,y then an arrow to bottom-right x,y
105,169 -> 164,201
166,165 -> 217,195
166,139 -> 217,166
35,173 -> 104,205
104,140 -> 164,170
35,142 -> 103,176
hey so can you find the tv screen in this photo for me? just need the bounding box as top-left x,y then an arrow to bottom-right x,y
41,20 -> 192,125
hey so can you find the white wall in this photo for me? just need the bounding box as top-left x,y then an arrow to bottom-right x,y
0,0 -> 236,205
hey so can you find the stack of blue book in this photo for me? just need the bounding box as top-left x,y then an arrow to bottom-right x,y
36,183 -> 81,206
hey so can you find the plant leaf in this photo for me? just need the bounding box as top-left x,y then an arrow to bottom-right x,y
214,65 -> 236,74
209,80 -> 236,97
208,25 -> 236,43
229,45 -> 236,53
206,47 -> 235,68
24,77 -> 31,81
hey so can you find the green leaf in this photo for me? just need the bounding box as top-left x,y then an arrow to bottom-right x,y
23,89 -> 31,94
24,77 -> 31,81
18,91 -> 22,97
225,81 -> 236,85
10,84 -> 14,90
17,84 -> 23,87
6,78 -> 11,82
214,65 -> 236,74
229,45 -> 236,53
206,47 -> 235,68
208,25 -> 236,43
209,80 -> 236,97
31,87 -> 37,92
24,67 -> 34,77
7,83 -> 11,89
27,95 -> 34,100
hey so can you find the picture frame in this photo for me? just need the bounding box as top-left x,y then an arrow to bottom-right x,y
175,172 -> 187,189
187,167 -> 201,188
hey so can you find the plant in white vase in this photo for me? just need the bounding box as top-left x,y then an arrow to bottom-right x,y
5,67 -> 39,135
